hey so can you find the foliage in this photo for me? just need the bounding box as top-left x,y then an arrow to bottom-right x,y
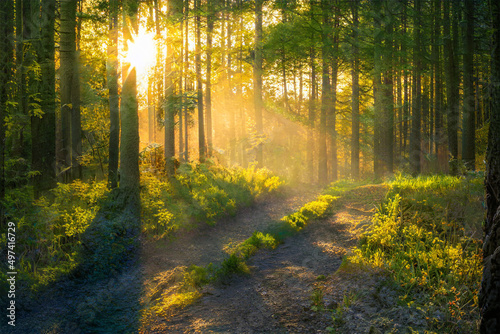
0,180 -> 110,296
348,174 -> 483,332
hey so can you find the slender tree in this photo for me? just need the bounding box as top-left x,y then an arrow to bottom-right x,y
120,0 -> 140,193
165,0 -> 182,175
351,0 -> 360,179
410,0 -> 422,175
195,0 -> 205,162
32,0 -> 57,197
107,0 -> 120,189
479,1 -> 500,332
462,0 -> 475,170
254,0 -> 264,167
0,0 -> 14,223
60,0 -> 78,182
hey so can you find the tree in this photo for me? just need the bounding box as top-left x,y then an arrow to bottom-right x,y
462,0 -> 475,170
165,0 -> 182,175
479,1 -> 500,332
0,0 -> 14,224
351,0 -> 360,179
254,0 -> 264,168
32,0 -> 57,197
195,0 -> 205,162
444,0 -> 459,175
120,0 -> 140,193
107,0 -> 120,189
318,0 -> 331,184
409,0 -> 422,175
59,0 -> 81,182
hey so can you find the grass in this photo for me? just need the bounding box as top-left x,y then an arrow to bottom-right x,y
146,187 -> 343,317
0,162 -> 284,299
345,173 -> 484,332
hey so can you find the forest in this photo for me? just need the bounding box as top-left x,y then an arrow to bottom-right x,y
1,0 -> 500,333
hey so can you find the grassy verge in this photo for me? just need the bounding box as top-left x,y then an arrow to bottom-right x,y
145,191 -> 339,317
340,173 -> 484,332
0,163 -> 283,299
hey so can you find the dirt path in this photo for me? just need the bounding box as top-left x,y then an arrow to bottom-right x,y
9,184 -> 389,334
143,184 -> 388,333
8,184 -> 322,334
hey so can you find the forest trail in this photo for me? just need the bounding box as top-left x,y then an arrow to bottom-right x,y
9,183 -> 389,334
142,184 -> 388,333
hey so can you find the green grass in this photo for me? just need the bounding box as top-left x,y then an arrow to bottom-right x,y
0,162 -> 284,298
347,173 -> 483,332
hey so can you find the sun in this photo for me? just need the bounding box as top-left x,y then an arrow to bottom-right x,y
123,27 -> 157,78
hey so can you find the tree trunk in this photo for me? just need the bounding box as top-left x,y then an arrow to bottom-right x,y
382,1 -> 394,175
32,0 -> 57,198
195,0 -> 205,162
351,1 -> 360,179
165,0 -> 182,175
330,4 -> 339,182
107,0 -> 119,189
479,2 -> 500,332
410,0 -> 422,175
318,0 -> 331,184
60,0 -> 78,182
373,0 -> 383,177
444,0 -> 459,174
206,1 -> 214,158
120,0 -> 140,193
254,0 -> 264,167
462,0 -> 475,170
0,0 -> 14,223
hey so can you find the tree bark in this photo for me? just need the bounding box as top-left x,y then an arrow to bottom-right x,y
351,1 -> 360,179
254,0 -> 264,167
462,0 -> 475,170
32,0 -> 57,198
0,0 -> 14,223
410,0 -> 422,176
120,0 -> 140,193
107,0 -> 120,189
195,0 -> 205,162
60,0 -> 78,182
479,2 -> 500,331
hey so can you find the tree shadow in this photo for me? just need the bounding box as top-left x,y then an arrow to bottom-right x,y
9,188 -> 143,334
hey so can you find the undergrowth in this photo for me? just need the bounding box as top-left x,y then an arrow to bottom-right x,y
0,162 -> 283,300
146,191 -> 339,317
347,173 -> 483,332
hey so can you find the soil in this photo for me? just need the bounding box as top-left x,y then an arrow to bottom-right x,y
6,183 -> 394,334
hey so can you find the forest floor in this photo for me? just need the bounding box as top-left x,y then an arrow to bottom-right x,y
9,182 -> 398,334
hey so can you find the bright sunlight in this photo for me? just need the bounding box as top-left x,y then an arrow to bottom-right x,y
123,27 -> 157,79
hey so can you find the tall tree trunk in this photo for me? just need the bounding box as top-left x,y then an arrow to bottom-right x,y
381,1 -> 394,175
373,0 -> 383,177
479,2 -> 500,332
433,0 -> 445,172
206,1 -> 214,158
410,0 -> 422,175
444,0 -> 459,174
228,10 -> 236,164
32,0 -> 57,198
254,0 -> 264,167
184,0 -> 189,162
165,0 -> 182,175
107,0 -> 120,189
60,0 -> 78,182
351,1 -> 360,179
71,2 -> 82,180
0,0 -> 14,223
195,0 -> 205,162
120,0 -> 140,193
318,0 -> 331,184
330,4 -> 339,182
462,0 -> 475,170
